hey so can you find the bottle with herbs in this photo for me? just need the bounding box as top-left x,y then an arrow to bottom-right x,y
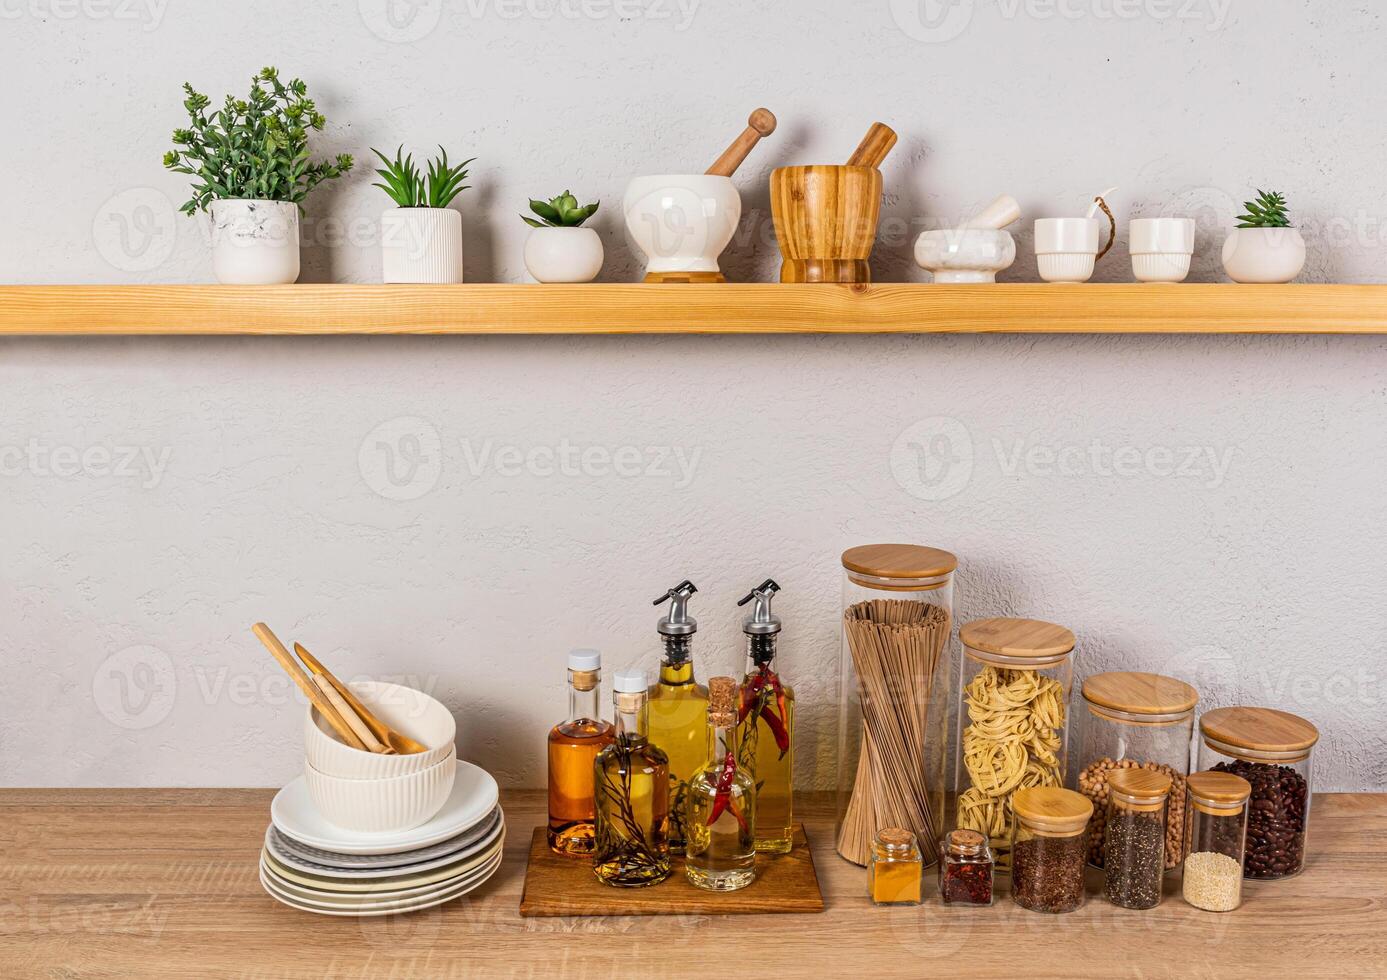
592,668 -> 671,887
1010,786 -> 1092,914
1182,770 -> 1252,912
1103,768 -> 1171,909
868,827 -> 923,906
685,676 -> 757,891
938,829 -> 994,906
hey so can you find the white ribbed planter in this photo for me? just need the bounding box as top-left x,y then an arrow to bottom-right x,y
381,208 -> 464,284
209,199 -> 300,285
523,227 -> 604,283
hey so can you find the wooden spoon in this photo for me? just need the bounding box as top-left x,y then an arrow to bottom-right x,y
251,623 -> 367,751
295,642 -> 429,755
846,122 -> 897,169
706,108 -> 777,177
311,674 -> 392,754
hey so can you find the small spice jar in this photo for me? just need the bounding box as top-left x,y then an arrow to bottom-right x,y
1182,771 -> 1252,912
938,829 -> 994,906
1103,768 -> 1171,909
1073,671 -> 1196,872
1197,706 -> 1317,881
867,827 -> 923,906
1010,787 -> 1092,914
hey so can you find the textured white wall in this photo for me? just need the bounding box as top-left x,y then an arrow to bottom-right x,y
1,2 -> 1384,791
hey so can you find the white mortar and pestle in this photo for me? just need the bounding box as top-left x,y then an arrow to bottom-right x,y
623,109 -> 776,282
913,195 -> 1020,283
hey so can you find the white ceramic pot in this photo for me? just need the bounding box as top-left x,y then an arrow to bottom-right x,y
1035,217 -> 1102,283
305,751 -> 457,833
1130,217 -> 1196,283
381,208 -> 464,284
914,229 -> 1016,283
523,226 -> 604,283
209,199 -> 300,285
1221,226 -> 1306,283
623,174 -> 740,278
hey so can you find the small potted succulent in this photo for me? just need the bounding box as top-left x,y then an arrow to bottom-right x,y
521,192 -> 603,283
372,146 -> 475,284
1221,190 -> 1306,283
164,67 -> 353,284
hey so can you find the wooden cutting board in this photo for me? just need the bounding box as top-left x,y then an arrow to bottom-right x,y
520,824 -> 825,916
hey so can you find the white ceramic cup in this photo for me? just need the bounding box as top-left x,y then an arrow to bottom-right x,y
1130,217 -> 1195,282
1034,217 -> 1102,282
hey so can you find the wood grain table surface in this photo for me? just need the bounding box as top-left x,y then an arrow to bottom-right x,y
1,789 -> 1383,978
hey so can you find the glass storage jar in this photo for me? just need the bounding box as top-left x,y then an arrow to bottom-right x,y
954,617 -> 1074,870
867,827 -> 923,906
1010,786 -> 1092,914
938,829 -> 994,906
1103,768 -> 1171,909
1182,770 -> 1252,912
836,544 -> 956,868
1197,706 -> 1318,880
1073,671 -> 1197,871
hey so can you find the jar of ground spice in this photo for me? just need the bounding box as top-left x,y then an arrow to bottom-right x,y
867,827 -> 923,906
1010,787 -> 1093,914
1073,671 -> 1196,872
1103,768 -> 1171,909
938,829 -> 994,906
1182,770 -> 1252,912
1197,706 -> 1318,880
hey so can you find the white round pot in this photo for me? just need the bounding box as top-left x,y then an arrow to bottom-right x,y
1130,217 -> 1196,283
914,228 -> 1016,283
523,226 -> 604,283
1221,226 -> 1306,283
1034,217 -> 1102,283
381,208 -> 464,284
623,174 -> 740,277
209,199 -> 300,285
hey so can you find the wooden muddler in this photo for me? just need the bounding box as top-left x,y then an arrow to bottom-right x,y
706,108 -> 777,177
845,122 -> 897,169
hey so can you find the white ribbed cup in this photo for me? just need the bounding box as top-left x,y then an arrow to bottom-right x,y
381,208 -> 464,283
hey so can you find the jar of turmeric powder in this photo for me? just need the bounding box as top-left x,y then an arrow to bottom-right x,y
867,827 -> 923,906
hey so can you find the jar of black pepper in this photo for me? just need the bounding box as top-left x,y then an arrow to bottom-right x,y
1197,706 -> 1318,881
938,829 -> 994,906
1182,771 -> 1252,912
1010,787 -> 1092,914
1103,768 -> 1171,910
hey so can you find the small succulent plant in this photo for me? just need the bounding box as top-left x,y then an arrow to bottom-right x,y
522,191 -> 599,228
372,146 -> 475,208
1236,190 -> 1292,229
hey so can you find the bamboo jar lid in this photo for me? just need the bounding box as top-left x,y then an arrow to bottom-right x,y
1108,768 -> 1173,811
960,618 -> 1075,666
1187,771 -> 1252,806
1199,706 -> 1319,755
1012,787 -> 1093,836
841,544 -> 957,579
1082,671 -> 1198,717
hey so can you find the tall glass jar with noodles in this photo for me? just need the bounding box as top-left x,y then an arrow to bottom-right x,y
836,544 -> 957,868
954,618 -> 1074,871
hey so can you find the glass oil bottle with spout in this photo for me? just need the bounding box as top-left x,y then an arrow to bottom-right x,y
736,579 -> 794,853
646,580 -> 708,853
685,676 -> 757,891
593,668 -> 671,886
547,649 -> 615,856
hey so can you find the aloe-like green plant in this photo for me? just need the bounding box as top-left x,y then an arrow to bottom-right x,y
1236,190 -> 1292,229
372,146 -> 475,208
522,191 -> 599,228
163,67 -> 353,215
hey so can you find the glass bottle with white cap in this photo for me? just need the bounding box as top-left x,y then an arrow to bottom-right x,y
593,667 -> 672,886
547,649 -> 615,856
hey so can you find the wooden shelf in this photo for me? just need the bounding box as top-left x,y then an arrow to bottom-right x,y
2,283 -> 1387,335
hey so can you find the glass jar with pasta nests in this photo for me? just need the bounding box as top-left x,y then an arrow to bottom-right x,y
954,617 -> 1075,871
836,544 -> 957,869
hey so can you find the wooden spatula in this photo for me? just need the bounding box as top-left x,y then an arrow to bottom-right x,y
295,642 -> 429,755
251,622 -> 367,751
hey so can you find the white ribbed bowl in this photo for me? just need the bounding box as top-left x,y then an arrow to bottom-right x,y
305,751 -> 456,833
305,681 -> 456,779
1131,252 -> 1192,283
1037,252 -> 1097,283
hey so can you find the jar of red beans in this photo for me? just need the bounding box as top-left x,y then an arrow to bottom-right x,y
1197,707 -> 1318,881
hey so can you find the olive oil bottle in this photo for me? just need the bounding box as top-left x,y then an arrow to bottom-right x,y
592,668 -> 671,886
645,580 -> 708,853
546,649 -> 615,856
736,579 -> 794,853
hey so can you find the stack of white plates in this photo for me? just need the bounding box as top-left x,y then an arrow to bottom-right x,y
262,760 -> 502,916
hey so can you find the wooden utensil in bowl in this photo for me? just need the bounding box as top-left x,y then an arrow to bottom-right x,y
296,642 -> 428,755
845,122 -> 898,169
706,108 -> 777,177
251,622 -> 367,751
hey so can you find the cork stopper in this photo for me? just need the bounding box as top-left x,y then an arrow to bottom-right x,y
708,676 -> 736,726
876,827 -> 914,848
945,829 -> 987,857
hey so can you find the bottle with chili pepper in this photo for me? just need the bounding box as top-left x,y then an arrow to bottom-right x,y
735,579 -> 794,854
646,580 -> 709,854
686,675 -> 757,891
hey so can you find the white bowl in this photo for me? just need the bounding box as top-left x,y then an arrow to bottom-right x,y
622,174 -> 740,276
305,680 -> 456,779
305,751 -> 457,834
914,229 -> 1016,283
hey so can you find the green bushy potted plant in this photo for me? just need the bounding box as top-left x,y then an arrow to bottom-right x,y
1221,190 -> 1306,283
372,146 -> 475,284
164,67 -> 352,284
521,191 -> 603,283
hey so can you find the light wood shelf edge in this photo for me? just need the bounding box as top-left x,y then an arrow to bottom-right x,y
2,283 -> 1387,335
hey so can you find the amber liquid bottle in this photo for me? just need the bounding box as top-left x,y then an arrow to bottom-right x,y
547,650 -> 615,856
593,668 -> 671,887
736,579 -> 794,853
646,580 -> 707,853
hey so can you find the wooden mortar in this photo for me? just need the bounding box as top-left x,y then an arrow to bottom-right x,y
770,165 -> 883,283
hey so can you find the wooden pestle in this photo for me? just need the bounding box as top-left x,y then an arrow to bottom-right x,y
845,122 -> 897,169
706,108 -> 777,177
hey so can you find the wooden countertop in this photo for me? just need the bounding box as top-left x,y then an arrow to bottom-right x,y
2,789 -> 1383,978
